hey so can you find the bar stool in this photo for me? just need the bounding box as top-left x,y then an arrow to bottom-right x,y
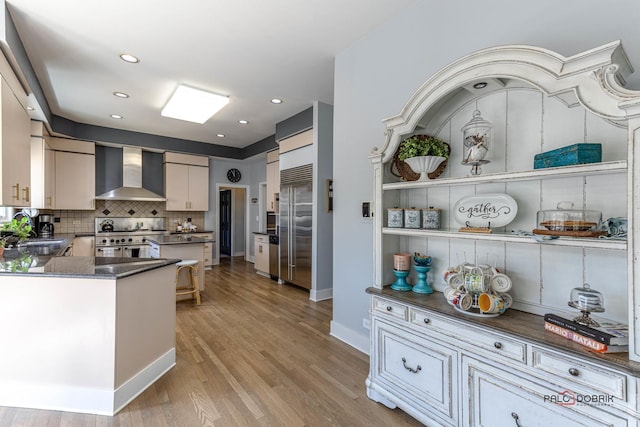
175,260 -> 200,305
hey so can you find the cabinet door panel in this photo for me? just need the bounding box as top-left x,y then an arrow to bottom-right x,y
374,319 -> 457,424
187,165 -> 209,211
164,163 -> 189,210
463,356 -> 628,427
54,151 -> 95,210
1,78 -> 30,206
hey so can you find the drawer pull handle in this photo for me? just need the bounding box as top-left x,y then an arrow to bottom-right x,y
494,342 -> 502,349
423,318 -> 430,324
401,357 -> 421,374
386,306 -> 393,312
568,368 -> 579,376
511,412 -> 521,427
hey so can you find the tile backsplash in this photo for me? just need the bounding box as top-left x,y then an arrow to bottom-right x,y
52,200 -> 205,234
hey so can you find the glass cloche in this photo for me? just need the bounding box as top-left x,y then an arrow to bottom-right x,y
537,201 -> 602,232
568,283 -> 605,326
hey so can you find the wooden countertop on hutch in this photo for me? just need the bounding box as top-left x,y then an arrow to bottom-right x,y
367,287 -> 640,376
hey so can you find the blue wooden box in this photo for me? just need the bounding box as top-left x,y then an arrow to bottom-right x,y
533,143 -> 602,169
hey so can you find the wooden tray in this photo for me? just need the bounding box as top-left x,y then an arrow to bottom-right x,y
533,229 -> 608,238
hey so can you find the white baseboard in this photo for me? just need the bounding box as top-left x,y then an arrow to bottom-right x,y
330,320 -> 369,355
0,348 -> 176,416
310,287 -> 333,301
114,348 -> 176,414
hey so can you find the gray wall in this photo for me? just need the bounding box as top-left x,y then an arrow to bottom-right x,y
331,0 -> 640,353
232,187 -> 246,255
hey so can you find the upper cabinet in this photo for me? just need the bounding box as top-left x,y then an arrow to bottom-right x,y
0,76 -> 30,207
164,152 -> 209,211
266,149 -> 279,211
30,121 -> 55,209
49,138 -> 95,210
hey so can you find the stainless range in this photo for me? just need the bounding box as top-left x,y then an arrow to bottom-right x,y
94,217 -> 166,258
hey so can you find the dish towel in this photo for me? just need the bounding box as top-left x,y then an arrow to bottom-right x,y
101,247 -> 115,256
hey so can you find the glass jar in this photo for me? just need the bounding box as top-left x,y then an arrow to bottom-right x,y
461,109 -> 492,163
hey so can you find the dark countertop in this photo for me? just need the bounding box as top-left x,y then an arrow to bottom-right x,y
367,286 -> 640,376
0,235 -> 179,278
169,230 -> 214,235
147,235 -> 212,245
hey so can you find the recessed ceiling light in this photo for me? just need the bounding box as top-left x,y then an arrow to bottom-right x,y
120,53 -> 139,63
270,98 -> 283,104
161,84 -> 229,124
110,114 -> 123,119
113,91 -> 130,98
238,120 -> 249,124
27,106 -> 34,111
473,82 -> 488,89
217,134 -> 225,138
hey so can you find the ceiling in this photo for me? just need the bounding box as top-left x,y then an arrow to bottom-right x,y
6,0 -> 415,149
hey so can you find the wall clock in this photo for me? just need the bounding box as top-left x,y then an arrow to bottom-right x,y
227,168 -> 241,183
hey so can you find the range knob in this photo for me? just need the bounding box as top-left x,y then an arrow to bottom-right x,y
110,239 -> 115,243
128,238 -> 133,242
120,238 -> 126,243
102,239 -> 107,244
142,238 -> 147,242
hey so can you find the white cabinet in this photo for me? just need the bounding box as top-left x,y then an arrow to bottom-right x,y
30,122 -> 55,209
462,356 -> 629,427
254,234 -> 269,276
266,149 -> 279,212
0,78 -> 30,207
164,153 -> 209,211
368,293 -> 637,426
192,232 -> 213,269
71,236 -> 94,256
54,150 -> 95,210
367,42 -> 640,424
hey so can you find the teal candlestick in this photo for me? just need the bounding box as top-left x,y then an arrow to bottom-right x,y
391,269 -> 412,291
412,265 -> 433,294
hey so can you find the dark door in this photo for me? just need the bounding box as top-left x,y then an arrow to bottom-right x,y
220,189 -> 232,256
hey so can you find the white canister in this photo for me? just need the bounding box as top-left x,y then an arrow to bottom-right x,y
421,207 -> 440,229
387,208 -> 404,228
404,208 -> 421,229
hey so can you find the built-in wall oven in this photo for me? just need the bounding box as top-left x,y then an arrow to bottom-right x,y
94,217 -> 165,258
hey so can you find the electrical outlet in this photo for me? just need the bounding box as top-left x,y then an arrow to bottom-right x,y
362,318 -> 370,329
72,220 -> 81,225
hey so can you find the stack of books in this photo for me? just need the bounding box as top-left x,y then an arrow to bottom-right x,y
544,313 -> 629,353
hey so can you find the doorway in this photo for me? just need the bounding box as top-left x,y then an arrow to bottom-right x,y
219,189 -> 232,256
215,185 -> 249,264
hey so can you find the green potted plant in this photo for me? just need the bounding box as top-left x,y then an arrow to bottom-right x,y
0,217 -> 34,249
398,135 -> 450,181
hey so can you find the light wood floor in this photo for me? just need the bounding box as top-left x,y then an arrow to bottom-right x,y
0,257 -> 421,427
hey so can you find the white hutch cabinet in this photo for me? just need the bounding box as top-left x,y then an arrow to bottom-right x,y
367,41 -> 640,426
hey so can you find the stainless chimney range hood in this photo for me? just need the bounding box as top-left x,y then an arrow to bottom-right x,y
95,147 -> 166,202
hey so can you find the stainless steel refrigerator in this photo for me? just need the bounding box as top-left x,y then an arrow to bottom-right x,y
280,164 -> 313,289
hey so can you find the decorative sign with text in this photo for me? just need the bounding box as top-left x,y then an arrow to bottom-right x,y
453,193 -> 518,228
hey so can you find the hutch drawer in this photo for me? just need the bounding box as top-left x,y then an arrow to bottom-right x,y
371,296 -> 408,321
531,346 -> 627,401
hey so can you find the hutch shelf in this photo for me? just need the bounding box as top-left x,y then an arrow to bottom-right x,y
367,41 -> 640,426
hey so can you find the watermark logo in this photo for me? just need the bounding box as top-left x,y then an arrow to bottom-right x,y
543,390 -> 613,406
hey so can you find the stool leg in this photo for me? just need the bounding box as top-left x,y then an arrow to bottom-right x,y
193,265 -> 201,305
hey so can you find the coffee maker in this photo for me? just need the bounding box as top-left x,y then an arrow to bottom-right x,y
39,214 -> 54,238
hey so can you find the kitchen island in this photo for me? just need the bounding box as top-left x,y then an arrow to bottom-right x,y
148,234 -> 211,292
0,246 -> 179,416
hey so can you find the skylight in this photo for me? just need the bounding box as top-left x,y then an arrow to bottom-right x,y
161,85 -> 229,124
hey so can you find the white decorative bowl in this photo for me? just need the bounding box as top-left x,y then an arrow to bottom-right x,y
404,156 -> 447,181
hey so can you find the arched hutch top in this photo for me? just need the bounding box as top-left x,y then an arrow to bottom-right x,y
372,40 -> 640,165
367,40 -> 640,427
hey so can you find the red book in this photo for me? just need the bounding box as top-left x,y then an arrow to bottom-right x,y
544,321 -> 628,353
